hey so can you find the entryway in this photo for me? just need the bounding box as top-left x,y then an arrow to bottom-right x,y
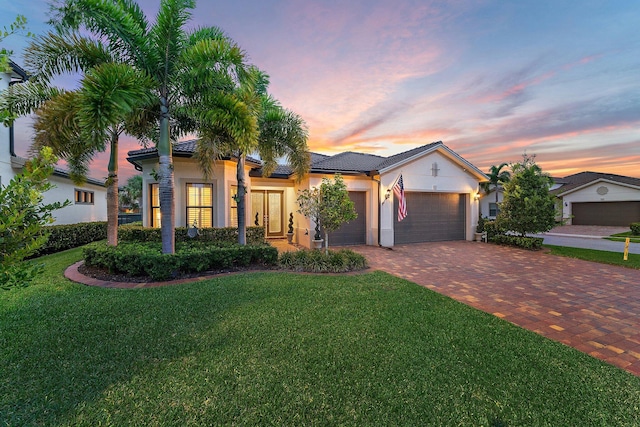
251,190 -> 284,237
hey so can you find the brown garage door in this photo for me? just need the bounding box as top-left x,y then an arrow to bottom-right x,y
327,191 -> 367,246
572,202 -> 640,226
394,192 -> 466,244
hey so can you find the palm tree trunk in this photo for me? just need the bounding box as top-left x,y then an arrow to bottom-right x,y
236,154 -> 246,245
158,100 -> 175,254
106,131 -> 119,246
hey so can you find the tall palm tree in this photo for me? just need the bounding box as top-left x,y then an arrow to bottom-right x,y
1,31 -> 153,246
192,68 -> 310,244
45,0 -> 250,254
481,163 -> 511,204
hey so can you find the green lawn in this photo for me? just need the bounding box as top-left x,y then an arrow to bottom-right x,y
2,249 -> 640,426
606,232 -> 640,244
545,245 -> 640,269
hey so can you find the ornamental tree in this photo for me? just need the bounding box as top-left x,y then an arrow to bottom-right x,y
496,154 -> 556,237
297,174 -> 357,253
0,147 -> 69,290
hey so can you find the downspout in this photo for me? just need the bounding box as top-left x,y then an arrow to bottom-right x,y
371,172 -> 381,246
8,80 -> 19,157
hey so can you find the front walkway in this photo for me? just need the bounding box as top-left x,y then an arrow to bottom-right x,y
352,241 -> 640,376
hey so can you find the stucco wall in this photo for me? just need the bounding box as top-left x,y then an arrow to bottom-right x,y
379,150 -> 481,247
561,181 -> 640,223
479,190 -> 503,219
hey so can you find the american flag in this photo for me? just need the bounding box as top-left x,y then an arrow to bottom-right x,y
393,174 -> 407,222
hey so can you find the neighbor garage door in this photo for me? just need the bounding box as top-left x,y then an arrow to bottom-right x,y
394,192 -> 466,244
572,202 -> 640,226
327,191 -> 367,246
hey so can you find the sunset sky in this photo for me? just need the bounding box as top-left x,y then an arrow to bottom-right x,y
3,0 -> 639,182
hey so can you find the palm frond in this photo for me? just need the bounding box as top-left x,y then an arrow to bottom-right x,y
0,81 -> 64,124
149,0 -> 194,83
24,31 -> 115,81
50,0 -> 152,72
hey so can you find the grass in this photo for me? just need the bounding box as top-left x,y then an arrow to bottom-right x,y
2,249 -> 640,426
545,245 -> 640,269
606,231 -> 640,244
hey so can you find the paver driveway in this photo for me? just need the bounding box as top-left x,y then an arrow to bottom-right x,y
352,241 -> 640,376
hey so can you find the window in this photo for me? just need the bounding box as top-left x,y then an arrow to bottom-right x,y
75,189 -> 94,205
150,183 -> 161,228
186,183 -> 213,228
489,203 -> 499,217
230,185 -> 238,228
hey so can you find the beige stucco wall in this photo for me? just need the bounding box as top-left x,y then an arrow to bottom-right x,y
561,181 -> 640,224
379,150 -> 481,247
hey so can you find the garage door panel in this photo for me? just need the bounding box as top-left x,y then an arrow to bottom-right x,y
327,191 -> 366,246
572,202 -> 640,226
394,193 -> 466,244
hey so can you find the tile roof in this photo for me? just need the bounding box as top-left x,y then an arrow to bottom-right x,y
553,171 -> 640,195
128,139 -> 455,178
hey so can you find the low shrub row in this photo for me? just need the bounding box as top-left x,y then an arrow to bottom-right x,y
83,241 -> 278,281
34,222 -> 107,257
630,223 -> 640,236
279,249 -> 368,273
118,226 -> 266,245
490,234 -> 544,250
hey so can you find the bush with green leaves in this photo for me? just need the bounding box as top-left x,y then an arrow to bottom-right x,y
279,248 -> 368,273
630,223 -> 640,236
33,222 -> 107,257
496,155 -> 556,237
118,225 -> 266,245
1,148 -> 69,290
490,235 -> 544,250
83,241 -> 278,281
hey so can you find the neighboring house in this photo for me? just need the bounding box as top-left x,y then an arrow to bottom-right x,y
479,188 -> 503,219
552,172 -> 640,226
127,140 -> 488,248
1,60 -> 107,224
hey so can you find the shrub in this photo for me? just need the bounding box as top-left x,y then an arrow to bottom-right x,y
630,223 -> 640,236
34,222 -> 107,257
83,241 -> 277,281
118,226 -> 266,245
279,248 -> 368,273
490,235 -> 544,250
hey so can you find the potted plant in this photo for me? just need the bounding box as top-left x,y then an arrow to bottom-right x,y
286,212 -> 294,243
311,217 -> 324,249
475,213 -> 486,242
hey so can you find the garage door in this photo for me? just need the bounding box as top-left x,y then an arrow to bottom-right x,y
327,191 -> 367,246
572,202 -> 640,226
394,192 -> 466,244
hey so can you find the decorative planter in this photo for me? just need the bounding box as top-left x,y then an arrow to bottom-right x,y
312,239 -> 324,250
474,232 -> 484,242
286,233 -> 294,244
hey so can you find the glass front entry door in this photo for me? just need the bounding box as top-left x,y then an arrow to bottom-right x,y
251,190 -> 284,237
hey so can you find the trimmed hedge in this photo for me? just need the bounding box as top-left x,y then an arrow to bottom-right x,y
83,241 -> 278,281
631,223 -> 640,236
118,226 -> 266,245
279,249 -> 368,273
490,234 -> 544,250
34,222 -> 107,257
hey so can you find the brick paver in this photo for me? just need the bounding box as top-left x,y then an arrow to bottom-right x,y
352,241 -> 640,376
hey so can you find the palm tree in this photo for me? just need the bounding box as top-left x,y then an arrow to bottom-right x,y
44,0 -> 250,254
480,163 -> 511,209
1,31 -> 153,246
192,68 -> 310,244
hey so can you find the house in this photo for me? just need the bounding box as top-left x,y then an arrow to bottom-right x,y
127,140 -> 488,248
1,61 -> 107,224
479,188 -> 503,219
553,172 -> 640,226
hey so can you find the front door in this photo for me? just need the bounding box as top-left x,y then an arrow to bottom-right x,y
251,190 -> 284,237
